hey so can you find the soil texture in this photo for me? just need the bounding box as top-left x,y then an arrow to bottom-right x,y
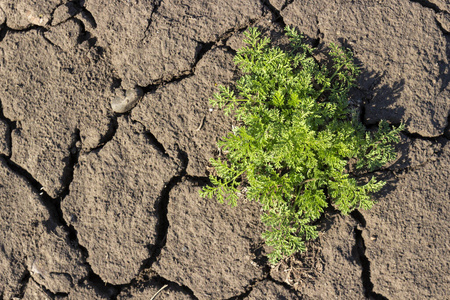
0,0 -> 449,299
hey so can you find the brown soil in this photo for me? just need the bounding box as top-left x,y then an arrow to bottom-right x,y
0,0 -> 449,299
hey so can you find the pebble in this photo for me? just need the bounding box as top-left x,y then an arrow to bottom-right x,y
24,10 -> 50,26
110,87 -> 144,113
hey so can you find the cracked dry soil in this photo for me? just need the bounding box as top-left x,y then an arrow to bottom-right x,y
0,0 -> 449,299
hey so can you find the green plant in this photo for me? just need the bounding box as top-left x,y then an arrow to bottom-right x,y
200,27 -> 403,264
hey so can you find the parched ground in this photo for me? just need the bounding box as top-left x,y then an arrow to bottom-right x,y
0,0 -> 449,299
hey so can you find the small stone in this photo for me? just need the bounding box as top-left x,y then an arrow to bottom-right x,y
111,87 -> 143,113
24,9 -> 50,26
52,2 -> 81,26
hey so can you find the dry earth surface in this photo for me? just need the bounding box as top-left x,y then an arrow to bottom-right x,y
0,0 -> 449,299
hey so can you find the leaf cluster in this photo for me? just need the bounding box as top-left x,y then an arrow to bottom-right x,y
200,27 -> 403,264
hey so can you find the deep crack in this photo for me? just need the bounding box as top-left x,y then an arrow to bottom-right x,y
59,128 -> 82,197
14,268 -> 31,299
0,23 -> 7,42
260,0 -> 287,28
145,151 -> 188,267
108,128 -> 190,289
138,72 -> 194,95
350,210 -> 367,228
0,103 -> 15,157
353,228 -> 389,300
77,8 -> 97,30
0,24 -> 43,42
0,154 -> 117,296
114,173 -> 209,299
399,130 -> 448,142
49,1 -> 84,26
119,273 -> 199,300
79,270 -> 120,298
77,0 -> 98,29
363,120 -> 448,140
0,155 -> 66,228
1,129 -> 120,297
410,0 -> 442,13
351,212 -> 389,300
445,114 -> 450,140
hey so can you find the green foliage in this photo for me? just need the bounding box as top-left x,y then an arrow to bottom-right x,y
200,27 -> 404,264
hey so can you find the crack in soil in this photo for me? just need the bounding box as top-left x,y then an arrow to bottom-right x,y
77,8 -> 97,30
132,22 -> 260,94
142,153 -> 190,265
351,211 -> 389,300
40,28 -> 61,49
0,23 -> 7,42
140,0 -> 163,43
77,0 -> 97,28
117,272 -> 199,300
138,71 -> 193,96
58,128 -> 82,199
1,128 -> 122,296
225,259 -> 302,300
13,268 -> 31,299
226,274 -> 273,300
362,118 -> 449,140
410,0 -> 443,13
445,114 -> 450,140
260,0 -> 287,27
0,155 -> 116,296
29,275 -> 70,299
401,132 -> 447,146
79,270 -> 120,298
84,115 -> 119,154
101,116 -> 193,290
127,117 -> 171,158
49,1 -> 84,25
113,169 -> 230,297
73,12 -> 99,47
0,24 -> 43,42
61,223 -> 122,297
410,0 -> 450,35
0,103 -> 15,157
39,16 -> 96,51
0,155 -> 66,227
148,169 -> 187,265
